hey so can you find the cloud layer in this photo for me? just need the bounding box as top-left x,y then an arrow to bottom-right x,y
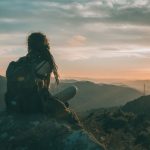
0,0 -> 150,79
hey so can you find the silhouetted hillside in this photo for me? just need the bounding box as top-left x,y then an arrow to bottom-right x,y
83,108 -> 150,150
53,81 -> 142,112
0,77 -> 142,112
122,95 -> 150,116
0,76 -> 6,111
0,75 -> 6,93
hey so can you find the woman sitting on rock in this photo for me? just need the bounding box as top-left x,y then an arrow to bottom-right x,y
5,32 -> 80,125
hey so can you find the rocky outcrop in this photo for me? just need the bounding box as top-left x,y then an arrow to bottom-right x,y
0,112 -> 105,150
83,108 -> 150,150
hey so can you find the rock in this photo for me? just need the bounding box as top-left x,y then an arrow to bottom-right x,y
0,112 -> 105,150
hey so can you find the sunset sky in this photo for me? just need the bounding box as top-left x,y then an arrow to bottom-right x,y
1,0 -> 150,81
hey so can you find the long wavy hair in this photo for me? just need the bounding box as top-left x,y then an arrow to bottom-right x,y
27,32 -> 59,85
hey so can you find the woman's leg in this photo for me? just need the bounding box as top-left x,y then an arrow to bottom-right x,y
53,85 -> 78,103
41,87 -> 81,128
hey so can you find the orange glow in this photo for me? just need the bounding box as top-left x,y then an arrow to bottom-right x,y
0,69 -> 6,76
1,67 -> 150,81
60,70 -> 150,81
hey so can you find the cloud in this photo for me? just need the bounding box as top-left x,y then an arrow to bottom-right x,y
53,45 -> 150,62
1,0 -> 150,79
0,0 -> 150,49
0,0 -> 150,34
67,35 -> 87,47
0,0 -> 150,25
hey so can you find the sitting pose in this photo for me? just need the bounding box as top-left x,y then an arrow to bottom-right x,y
5,32 -> 80,125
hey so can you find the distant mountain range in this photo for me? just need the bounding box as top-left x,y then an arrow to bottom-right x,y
52,81 -> 142,112
0,75 -> 142,112
0,75 -> 6,111
122,80 -> 148,94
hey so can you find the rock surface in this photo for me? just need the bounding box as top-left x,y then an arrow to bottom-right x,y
0,112 -> 105,150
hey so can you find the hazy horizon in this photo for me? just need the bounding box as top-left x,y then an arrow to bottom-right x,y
1,0 -> 150,80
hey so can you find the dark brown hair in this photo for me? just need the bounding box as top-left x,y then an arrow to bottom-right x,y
28,32 -> 59,85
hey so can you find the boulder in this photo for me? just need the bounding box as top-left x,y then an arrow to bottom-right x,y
0,112 -> 105,150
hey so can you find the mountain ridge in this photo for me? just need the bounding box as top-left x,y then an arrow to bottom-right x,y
122,95 -> 150,116
0,76 -> 142,112
53,81 -> 142,112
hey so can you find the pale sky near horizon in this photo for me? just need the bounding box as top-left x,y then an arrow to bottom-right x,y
1,0 -> 150,81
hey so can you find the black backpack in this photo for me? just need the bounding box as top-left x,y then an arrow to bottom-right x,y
5,54 -> 52,113
5,56 -> 42,113
6,57 -> 37,93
